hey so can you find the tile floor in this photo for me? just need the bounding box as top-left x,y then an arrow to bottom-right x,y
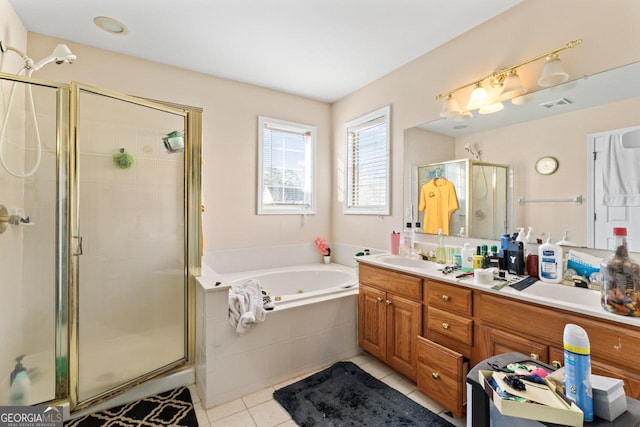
189,353 -> 467,427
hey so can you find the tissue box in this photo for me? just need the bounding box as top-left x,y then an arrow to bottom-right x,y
592,374 -> 627,421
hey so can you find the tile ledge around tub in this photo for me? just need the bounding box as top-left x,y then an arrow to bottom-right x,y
196,265 -> 230,292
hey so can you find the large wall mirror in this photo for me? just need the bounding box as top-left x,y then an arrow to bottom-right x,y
404,60 -> 640,250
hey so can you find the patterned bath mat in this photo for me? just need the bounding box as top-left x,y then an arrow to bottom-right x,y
274,361 -> 455,426
65,386 -> 198,426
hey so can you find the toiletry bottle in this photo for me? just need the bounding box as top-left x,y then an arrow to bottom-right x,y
473,246 -> 483,269
538,233 -> 563,283
9,355 -> 30,406
526,226 -> 536,243
499,233 -> 511,269
461,243 -> 474,272
516,227 -> 527,256
600,227 -> 640,316
401,222 -> 414,257
453,250 -> 462,267
564,324 -> 594,422
480,245 -> 488,268
435,228 -> 446,264
488,245 -> 500,268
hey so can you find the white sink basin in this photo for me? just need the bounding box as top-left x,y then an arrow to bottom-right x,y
520,281 -> 601,307
376,255 -> 432,269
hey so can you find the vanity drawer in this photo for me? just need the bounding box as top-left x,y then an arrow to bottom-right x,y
426,280 -> 472,315
427,307 -> 473,346
359,263 -> 423,301
417,336 -> 466,417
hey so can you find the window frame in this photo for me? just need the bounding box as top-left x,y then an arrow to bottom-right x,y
343,105 -> 391,215
257,116 -> 316,215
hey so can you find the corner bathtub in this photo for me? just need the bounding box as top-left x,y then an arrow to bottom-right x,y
196,262 -> 361,407
223,263 -> 359,310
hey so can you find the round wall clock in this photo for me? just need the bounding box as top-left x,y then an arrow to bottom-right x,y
535,156 -> 559,175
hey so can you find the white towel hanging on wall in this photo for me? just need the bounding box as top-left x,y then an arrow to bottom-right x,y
603,132 -> 640,206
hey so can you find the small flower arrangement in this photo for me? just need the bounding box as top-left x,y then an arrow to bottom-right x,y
315,236 -> 331,256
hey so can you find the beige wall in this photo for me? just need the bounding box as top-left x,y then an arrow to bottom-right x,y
22,32 -> 332,252
4,0 -> 640,256
332,0 -> 640,251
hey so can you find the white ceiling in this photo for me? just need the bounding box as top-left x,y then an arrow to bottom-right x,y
9,0 -> 523,103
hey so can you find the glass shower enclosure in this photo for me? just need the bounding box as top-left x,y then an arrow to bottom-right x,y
0,73 -> 201,411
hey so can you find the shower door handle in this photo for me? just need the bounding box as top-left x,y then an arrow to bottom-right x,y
73,235 -> 83,256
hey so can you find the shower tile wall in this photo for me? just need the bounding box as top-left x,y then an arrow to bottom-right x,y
78,117 -> 184,334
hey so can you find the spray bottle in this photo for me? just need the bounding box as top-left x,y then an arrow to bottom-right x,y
564,324 -> 593,421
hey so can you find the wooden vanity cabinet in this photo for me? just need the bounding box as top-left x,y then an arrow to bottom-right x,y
358,261 -> 640,415
477,293 -> 640,400
358,264 -> 422,381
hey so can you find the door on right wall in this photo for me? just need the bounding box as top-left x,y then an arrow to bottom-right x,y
589,125 -> 640,251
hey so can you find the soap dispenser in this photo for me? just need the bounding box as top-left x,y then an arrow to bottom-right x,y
515,227 -> 526,243
9,355 -> 30,405
538,233 -> 563,283
525,227 -> 537,244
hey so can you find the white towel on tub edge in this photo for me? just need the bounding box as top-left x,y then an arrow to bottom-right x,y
228,279 -> 267,333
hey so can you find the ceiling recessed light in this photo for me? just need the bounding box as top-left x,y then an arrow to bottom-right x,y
94,16 -> 129,35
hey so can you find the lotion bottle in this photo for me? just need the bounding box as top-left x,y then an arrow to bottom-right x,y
538,233 -> 563,283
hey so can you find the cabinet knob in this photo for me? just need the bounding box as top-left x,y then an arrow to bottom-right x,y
386,299 -> 392,305
377,297 -> 383,303
442,323 -> 450,330
530,353 -> 539,360
552,360 -> 563,369
432,372 -> 439,380
441,295 -> 450,302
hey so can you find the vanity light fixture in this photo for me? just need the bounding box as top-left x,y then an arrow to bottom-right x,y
437,39 -> 582,118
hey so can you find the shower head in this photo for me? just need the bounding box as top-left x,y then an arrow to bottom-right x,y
33,44 -> 76,70
464,143 -> 482,160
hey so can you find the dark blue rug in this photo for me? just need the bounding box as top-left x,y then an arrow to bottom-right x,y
274,361 -> 456,426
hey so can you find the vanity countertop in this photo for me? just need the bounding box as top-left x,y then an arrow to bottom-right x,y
356,253 -> 640,328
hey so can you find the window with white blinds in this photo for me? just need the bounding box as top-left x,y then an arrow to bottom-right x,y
344,106 -> 390,215
258,116 -> 316,214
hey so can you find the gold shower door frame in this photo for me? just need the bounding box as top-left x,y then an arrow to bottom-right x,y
68,82 -> 201,411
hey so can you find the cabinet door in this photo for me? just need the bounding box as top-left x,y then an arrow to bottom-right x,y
386,294 -> 422,380
358,285 -> 386,360
477,325 -> 548,363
